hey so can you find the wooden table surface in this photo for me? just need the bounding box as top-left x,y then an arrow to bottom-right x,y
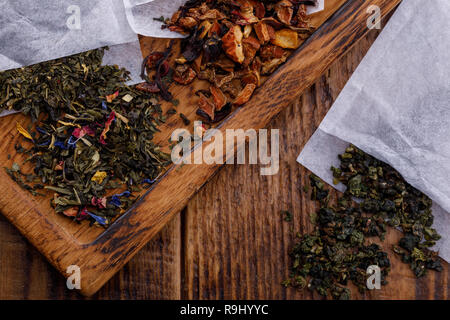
1,18 -> 449,300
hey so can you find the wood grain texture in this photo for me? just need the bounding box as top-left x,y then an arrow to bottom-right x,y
0,213 -> 181,300
0,0 -> 404,297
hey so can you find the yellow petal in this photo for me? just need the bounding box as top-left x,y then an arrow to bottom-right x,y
115,111 -> 129,124
16,122 -> 33,140
57,120 -> 81,128
91,171 -> 107,184
106,91 -> 119,103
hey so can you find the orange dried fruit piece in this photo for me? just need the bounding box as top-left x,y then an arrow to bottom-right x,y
243,36 -> 261,50
233,83 -> 257,106
208,21 -> 222,37
249,0 -> 266,19
261,17 -> 285,29
200,9 -> 226,20
170,10 -> 181,25
242,36 -> 261,67
198,21 -> 213,39
173,65 -> 197,85
275,0 -> 294,26
231,0 -> 258,25
197,93 -> 216,121
210,86 -> 227,111
241,71 -> 261,87
178,17 -> 198,29
261,55 -> 288,75
260,45 -> 285,60
243,25 -> 253,38
169,25 -> 187,34
222,25 -> 245,64
271,29 -> 299,49
254,21 -> 275,44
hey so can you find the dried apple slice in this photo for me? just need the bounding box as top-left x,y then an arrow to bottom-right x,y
222,25 -> 245,64
210,86 -> 227,111
271,29 -> 299,49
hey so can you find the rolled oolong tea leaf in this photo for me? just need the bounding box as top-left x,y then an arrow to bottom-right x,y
286,145 -> 442,299
288,178 -> 391,300
334,145 -> 442,277
1,49 -> 170,227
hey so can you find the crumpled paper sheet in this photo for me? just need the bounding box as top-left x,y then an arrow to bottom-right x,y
298,0 -> 450,262
0,0 -> 144,117
0,0 -> 138,71
123,0 -> 325,37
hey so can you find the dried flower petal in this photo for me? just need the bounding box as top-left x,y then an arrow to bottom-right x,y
91,171 -> 107,184
91,197 -> 107,209
63,207 -> 79,217
106,91 -> 119,103
16,122 -> 33,141
99,111 -> 116,145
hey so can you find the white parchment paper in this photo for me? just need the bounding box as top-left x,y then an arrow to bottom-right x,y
297,0 -> 450,262
0,0 -> 139,71
123,0 -> 325,37
0,0 -> 146,117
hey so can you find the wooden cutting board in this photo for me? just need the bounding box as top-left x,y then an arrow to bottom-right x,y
0,0 -> 401,296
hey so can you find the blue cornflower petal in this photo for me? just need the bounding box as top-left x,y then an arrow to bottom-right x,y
110,196 -> 122,207
110,191 -> 131,207
116,191 -> 131,198
36,127 -> 48,135
54,141 -> 69,150
87,211 -> 108,226
37,140 -> 51,147
67,136 -> 79,147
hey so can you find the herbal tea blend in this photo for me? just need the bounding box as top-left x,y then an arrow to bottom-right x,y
143,0 -> 316,123
286,145 -> 442,299
1,49 -> 171,227
1,1 -> 321,228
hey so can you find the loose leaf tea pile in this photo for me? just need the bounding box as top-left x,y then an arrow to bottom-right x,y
1,49 -> 171,227
156,0 -> 315,123
285,145 -> 442,299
